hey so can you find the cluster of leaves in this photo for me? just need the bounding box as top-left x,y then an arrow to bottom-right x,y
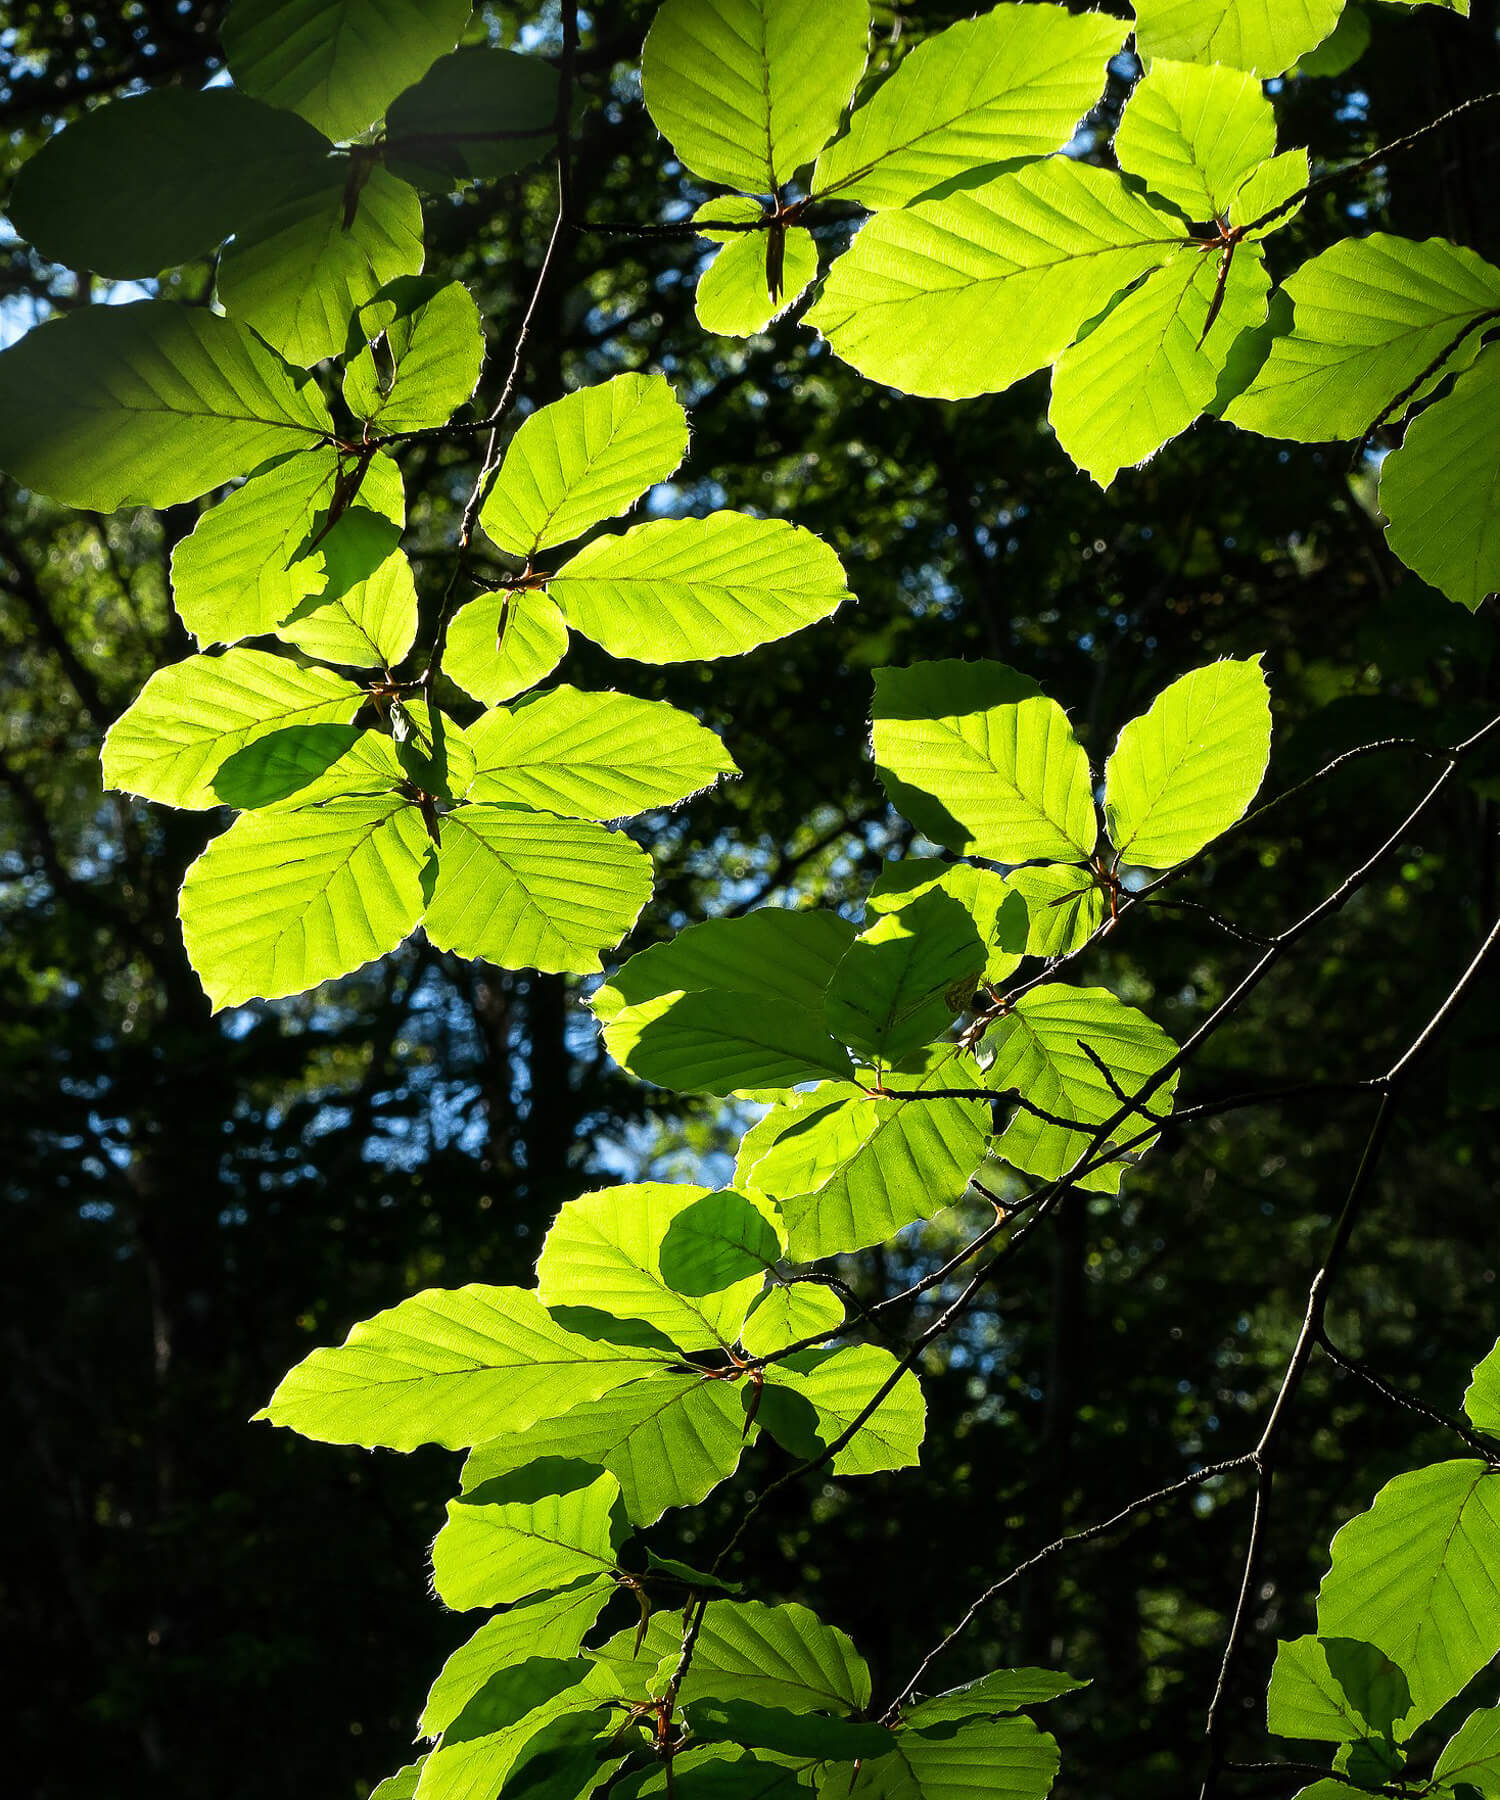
635,0 -> 1496,606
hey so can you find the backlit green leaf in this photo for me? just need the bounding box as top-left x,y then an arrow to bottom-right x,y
683,1700 -> 893,1763
826,1716 -> 1059,1800
551,515 -> 851,664
432,1466 -> 622,1610
101,646 -> 365,809
0,300 -> 332,510
641,0 -> 869,192
1006,865 -> 1105,958
1115,59 -> 1277,223
673,1601 -> 871,1715
178,795 -> 430,1008
740,1284 -> 845,1357
866,860 -> 1030,985
446,591 -> 570,708
904,1669 -> 1089,1727
344,278 -> 484,432
805,159 -> 1179,401
1434,1706 -> 1500,1793
813,5 -> 1127,209
1464,1338 -> 1500,1435
418,1659 -> 603,1800
465,686 -> 737,819
600,990 -> 855,1096
1266,1635 -> 1414,1744
1103,657 -> 1272,867
277,512 -> 419,669
424,805 -> 654,976
384,47 -> 560,190
826,886 -> 988,1063
209,726 -> 403,811
482,374 -> 690,560
697,221 -> 819,338
1133,0 -> 1345,75
762,1344 -> 926,1475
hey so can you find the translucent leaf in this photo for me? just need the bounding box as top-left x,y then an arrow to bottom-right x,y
101,646 -> 365,810
1233,149 -> 1312,238
1266,1635 -> 1414,1744
825,1716 -> 1059,1800
1050,245 -> 1271,488
0,300 -> 332,511
1464,1338 -> 1500,1435
872,688 -> 1097,863
1381,342 -> 1500,611
1434,1707 -> 1500,1793
805,159 -> 1179,401
447,590 -> 570,708
761,1344 -> 926,1475
371,1761 -> 426,1800
866,860 -> 1030,985
424,805 -> 653,976
421,1583 -> 616,1738
1115,59 -> 1277,222
683,1699 -> 893,1762
171,449 -> 339,646
611,1746 -> 811,1800
673,1601 -> 871,1714
551,515 -> 851,664
384,47 -> 560,191
601,991 -> 855,1096
1005,865 -> 1105,958
1291,4 -> 1371,73
217,164 -> 424,367
1133,0 -> 1345,75
418,1658 -> 600,1800
7,86 -> 330,277
344,277 -> 485,432
594,910 -> 856,1026
697,223 -> 819,338
277,512 -> 419,669
641,0 -> 870,192
904,1670 -> 1089,1727
465,686 -> 737,819
209,725 -> 403,811
826,886 -> 989,1064
1225,235 -> 1500,441
462,1376 -> 753,1526
740,1284 -> 845,1357
432,1466 -> 622,1610
1103,657 -> 1272,868
178,795 -> 430,1009
983,985 -> 1179,1193
813,5 -> 1127,209
1317,1460 -> 1500,1723
394,696 -> 476,801
258,1284 -> 669,1450
535,1183 -> 778,1352
223,0 -> 472,142
744,1063 -> 989,1259
482,374 -> 690,560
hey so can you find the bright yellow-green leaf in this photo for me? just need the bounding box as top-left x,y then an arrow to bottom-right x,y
1115,59 -> 1277,222
1133,0 -> 1346,75
740,1284 -> 845,1357
601,990 -> 855,1096
432,1467 -> 621,1610
697,224 -> 819,338
826,886 -> 988,1063
1006,864 -> 1106,958
866,860 -> 1030,985
343,278 -> 484,432
762,1344 -> 925,1475
445,590 -> 570,708
277,512 -> 419,669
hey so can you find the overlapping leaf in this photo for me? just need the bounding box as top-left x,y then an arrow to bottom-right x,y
446,591 -> 571,708
384,47 -> 560,190
433,1465 -> 623,1610
865,860 -> 1029,986
344,278 -> 485,432
761,1345 -> 926,1476
1132,0 -> 1346,76
824,1716 -> 1060,1800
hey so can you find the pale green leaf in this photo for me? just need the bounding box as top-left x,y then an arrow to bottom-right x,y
424,805 -> 654,976
1103,657 -> 1272,867
600,991 -> 855,1096
462,1376 -> 753,1527
551,515 -> 851,664
418,1659 -> 601,1800
465,686 -> 737,819
0,300 -> 332,511
1464,1338 -> 1500,1435
171,449 -> 338,646
394,696 -> 476,801
1434,1707 -> 1500,1793
1050,245 -> 1271,488
698,226 -> 819,338
178,795 -> 429,1008
813,5 -> 1127,209
1381,342 -> 1500,611
1115,58 -> 1277,222
1225,235 -> 1500,441
223,0 -> 472,141
535,1183 -> 777,1352
826,1716 -> 1059,1800
384,47 -> 560,190
421,1584 -> 616,1738
983,984 -> 1179,1193
641,0 -> 870,192
344,277 -> 484,432
371,1761 -> 427,1800
826,887 -> 988,1063
432,1467 -> 622,1610
1005,865 -> 1105,958
1133,0 -> 1345,75
1318,1460 -> 1500,1723
762,1344 -> 925,1476
217,164 -> 424,366
674,1601 -> 871,1714
446,591 -> 571,708
1233,149 -> 1312,237
593,909 -> 856,1026
805,159 -> 1179,401
867,860 -> 1030,985
1266,1635 -> 1414,1744
1291,4 -> 1371,75
209,725 -> 404,811
872,689 -> 1097,863
257,1284 -> 667,1450
7,86 -> 330,277
101,646 -> 365,810
482,374 -> 690,560
904,1670 -> 1089,1727
740,1285 -> 845,1357
683,1700 -> 892,1762
277,512 -> 419,669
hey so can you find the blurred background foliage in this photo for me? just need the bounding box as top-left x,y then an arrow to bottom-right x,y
2,1 -> 1498,1795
